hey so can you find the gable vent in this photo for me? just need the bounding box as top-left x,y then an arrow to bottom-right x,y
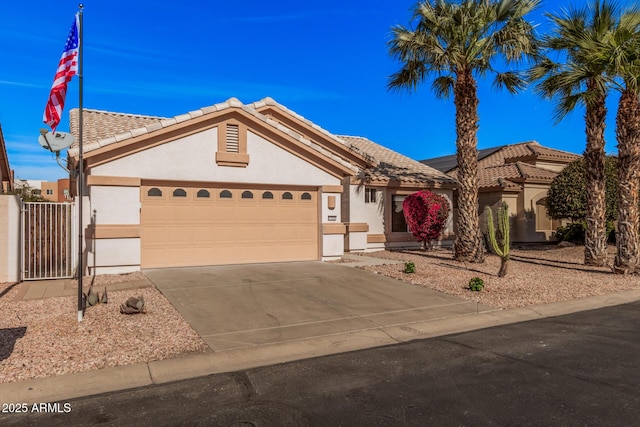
226,124 -> 240,153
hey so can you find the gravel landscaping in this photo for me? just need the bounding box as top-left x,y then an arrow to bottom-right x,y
0,274 -> 209,384
359,245 -> 640,309
1,245 -> 639,385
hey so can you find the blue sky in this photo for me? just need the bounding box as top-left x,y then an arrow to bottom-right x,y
0,0 -> 634,182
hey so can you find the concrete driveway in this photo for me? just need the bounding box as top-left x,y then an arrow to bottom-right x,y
144,262 -> 492,352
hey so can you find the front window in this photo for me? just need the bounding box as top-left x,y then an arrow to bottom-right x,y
392,195 -> 408,232
365,188 -> 377,203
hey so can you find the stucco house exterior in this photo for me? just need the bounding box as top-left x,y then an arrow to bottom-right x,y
0,124 -> 19,282
0,124 -> 14,193
422,141 -> 580,243
68,97 -> 456,274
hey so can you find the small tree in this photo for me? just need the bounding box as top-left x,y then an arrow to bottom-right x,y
11,183 -> 50,202
547,157 -> 619,222
402,190 -> 450,250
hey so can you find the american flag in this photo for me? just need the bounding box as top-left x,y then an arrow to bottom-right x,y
43,14 -> 79,132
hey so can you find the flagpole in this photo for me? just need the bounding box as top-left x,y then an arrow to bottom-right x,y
77,4 -> 84,322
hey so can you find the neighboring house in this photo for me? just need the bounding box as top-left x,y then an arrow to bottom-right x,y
0,124 -> 18,282
0,125 -> 14,193
67,97 -> 456,274
14,179 -> 44,197
41,178 -> 71,202
421,141 -> 580,242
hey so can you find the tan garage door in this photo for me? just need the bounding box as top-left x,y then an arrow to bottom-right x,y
141,183 -> 319,268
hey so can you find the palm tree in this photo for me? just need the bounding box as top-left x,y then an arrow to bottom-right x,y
530,0 -> 620,267
388,0 -> 540,263
597,8 -> 640,274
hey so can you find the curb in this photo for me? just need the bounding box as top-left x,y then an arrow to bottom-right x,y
2,288 -> 639,405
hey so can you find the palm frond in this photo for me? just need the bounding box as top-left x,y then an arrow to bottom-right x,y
388,0 -> 541,97
431,75 -> 455,99
493,71 -> 526,94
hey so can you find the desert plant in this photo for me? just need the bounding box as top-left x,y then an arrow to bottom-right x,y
402,190 -> 450,250
468,277 -> 484,292
485,203 -> 510,277
404,262 -> 416,274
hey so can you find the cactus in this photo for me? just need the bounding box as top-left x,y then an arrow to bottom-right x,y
485,202 -> 510,277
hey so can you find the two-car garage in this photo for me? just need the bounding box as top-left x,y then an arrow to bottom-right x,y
140,183 -> 319,268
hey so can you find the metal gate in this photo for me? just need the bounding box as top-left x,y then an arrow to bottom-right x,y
22,202 -> 75,280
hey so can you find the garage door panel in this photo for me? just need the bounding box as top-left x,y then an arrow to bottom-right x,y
141,185 -> 319,268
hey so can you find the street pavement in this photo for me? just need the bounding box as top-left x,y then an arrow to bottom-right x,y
2,301 -> 639,426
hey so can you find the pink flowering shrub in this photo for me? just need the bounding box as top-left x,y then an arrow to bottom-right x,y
402,190 -> 450,249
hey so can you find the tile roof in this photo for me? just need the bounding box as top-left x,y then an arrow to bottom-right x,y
474,162 -> 559,190
68,98 -> 359,173
69,109 -> 165,148
339,136 -> 457,186
422,141 -> 579,191
421,141 -> 580,173
479,141 -> 579,167
421,146 -> 504,173
67,98 -> 454,187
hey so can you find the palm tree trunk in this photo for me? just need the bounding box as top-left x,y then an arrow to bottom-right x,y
583,80 -> 608,266
453,68 -> 484,263
613,89 -> 640,274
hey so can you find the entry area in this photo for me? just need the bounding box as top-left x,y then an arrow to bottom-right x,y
140,183 -> 319,268
144,262 -> 491,351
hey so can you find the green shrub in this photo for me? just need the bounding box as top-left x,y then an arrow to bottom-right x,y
554,221 -> 616,244
404,262 -> 416,274
468,277 -> 484,292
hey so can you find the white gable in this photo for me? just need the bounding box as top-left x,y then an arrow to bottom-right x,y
92,127 -> 340,186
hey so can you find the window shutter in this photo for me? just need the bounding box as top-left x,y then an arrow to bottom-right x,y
226,124 -> 239,153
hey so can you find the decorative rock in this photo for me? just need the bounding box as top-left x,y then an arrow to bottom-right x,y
120,295 -> 145,314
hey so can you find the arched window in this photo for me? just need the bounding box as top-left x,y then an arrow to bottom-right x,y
147,187 -> 162,197
262,191 -> 274,199
282,192 -> 293,200
197,189 -> 210,198
220,190 -> 232,199
301,192 -> 312,200
173,188 -> 187,197
241,190 -> 254,199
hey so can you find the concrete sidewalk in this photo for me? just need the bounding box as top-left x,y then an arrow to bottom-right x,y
2,256 -> 640,405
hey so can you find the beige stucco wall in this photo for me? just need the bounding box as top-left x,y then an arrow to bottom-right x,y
522,183 -> 556,241
92,129 -> 340,187
90,186 -> 140,225
0,195 -> 20,282
86,187 -> 141,274
321,192 -> 341,223
87,127 -> 344,272
479,184 -> 557,243
322,234 -> 344,259
89,238 -> 140,275
348,184 -> 385,251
